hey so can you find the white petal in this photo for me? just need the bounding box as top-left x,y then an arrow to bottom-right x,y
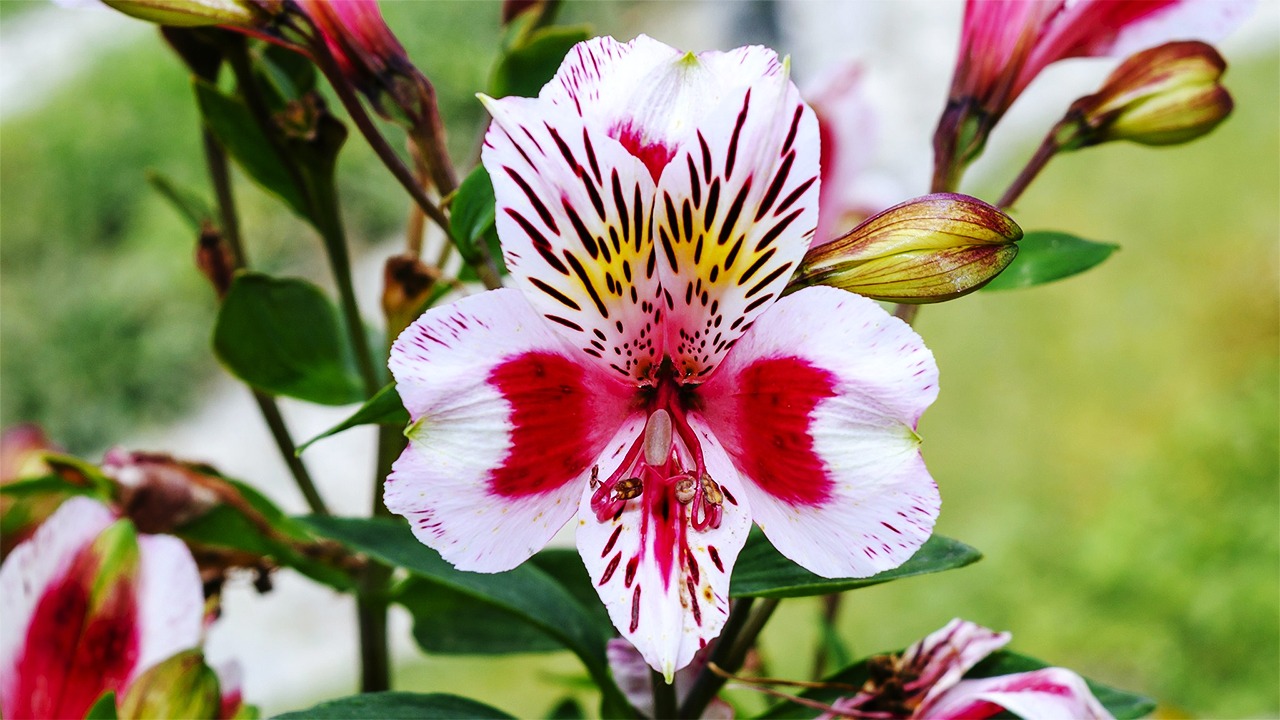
386,289 -> 634,572
921,668 -> 1115,720
699,286 -> 939,578
132,533 -> 204,684
576,421 -> 750,679
652,49 -> 821,378
907,619 -> 1012,701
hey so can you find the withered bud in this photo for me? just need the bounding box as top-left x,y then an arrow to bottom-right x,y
791,193 -> 1021,304
1066,41 -> 1233,148
103,0 -> 264,28
196,222 -> 235,298
101,448 -> 221,534
383,253 -> 440,334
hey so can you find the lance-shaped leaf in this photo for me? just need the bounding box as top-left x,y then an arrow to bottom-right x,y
297,516 -> 631,717
394,578 -> 563,655
449,166 -> 507,281
980,231 -> 1119,291
276,692 -> 516,719
791,194 -> 1021,303
213,273 -> 366,406
729,529 -> 981,599
297,383 -> 409,453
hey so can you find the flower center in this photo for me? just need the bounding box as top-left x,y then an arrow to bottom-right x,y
589,404 -> 724,532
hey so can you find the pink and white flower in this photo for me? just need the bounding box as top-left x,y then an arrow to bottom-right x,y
0,497 -> 204,719
386,35 -> 939,678
826,618 -> 1113,719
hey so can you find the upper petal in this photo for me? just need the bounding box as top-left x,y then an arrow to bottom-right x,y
919,667 -> 1115,720
386,289 -> 634,572
482,94 -> 664,382
133,533 -> 204,683
652,48 -> 821,378
576,421 -> 751,678
698,286 -> 939,578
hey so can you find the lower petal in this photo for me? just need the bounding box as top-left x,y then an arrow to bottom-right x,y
700,286 -> 940,578
576,421 -> 750,679
387,289 -> 634,572
920,668 -> 1115,720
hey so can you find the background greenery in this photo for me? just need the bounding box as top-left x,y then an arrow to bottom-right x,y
1,1 -> 1275,717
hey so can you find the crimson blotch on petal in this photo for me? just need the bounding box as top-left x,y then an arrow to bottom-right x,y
386,34 -> 941,679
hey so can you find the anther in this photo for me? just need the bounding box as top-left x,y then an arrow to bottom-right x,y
643,409 -> 674,467
700,474 -> 723,506
589,465 -> 600,489
613,476 -> 644,501
674,475 -> 697,505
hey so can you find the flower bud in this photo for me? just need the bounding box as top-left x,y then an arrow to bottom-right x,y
101,0 -> 263,28
382,254 -> 440,337
792,193 -> 1021,303
1067,41 -> 1233,148
101,448 -> 221,535
118,649 -> 222,720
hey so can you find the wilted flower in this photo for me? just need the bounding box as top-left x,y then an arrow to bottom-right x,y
0,497 -> 205,719
1063,40 -> 1233,148
793,194 -> 1021,303
387,35 -> 940,678
825,619 -> 1113,719
101,448 -> 221,535
934,0 -> 1253,187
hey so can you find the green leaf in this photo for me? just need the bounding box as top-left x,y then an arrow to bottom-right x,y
760,650 -> 1155,719
297,516 -> 630,717
297,383 -> 408,453
450,166 -> 508,281
193,79 -> 308,218
85,692 -> 118,720
528,548 -> 613,634
255,43 -> 317,103
176,478 -> 355,591
213,273 -> 365,406
730,530 -> 981,599
490,25 -> 593,99
545,698 -> 586,720
981,230 -> 1119,291
395,577 -> 563,655
275,692 -> 515,719
145,170 -> 215,232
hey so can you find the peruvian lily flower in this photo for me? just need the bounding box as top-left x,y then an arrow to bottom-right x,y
386,35 -> 940,679
824,619 -> 1112,719
0,496 -> 205,719
933,0 -> 1254,188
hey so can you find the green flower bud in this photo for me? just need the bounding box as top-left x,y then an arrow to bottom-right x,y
101,0 -> 263,28
792,193 -> 1021,303
118,649 -> 222,720
1069,41 -> 1233,148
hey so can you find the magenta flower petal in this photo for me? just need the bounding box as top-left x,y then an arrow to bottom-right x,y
921,667 -> 1115,720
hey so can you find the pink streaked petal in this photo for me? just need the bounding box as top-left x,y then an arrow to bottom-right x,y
482,95 -> 665,382
133,533 -> 204,684
387,290 -> 633,572
0,496 -> 114,714
1018,0 -> 1254,97
920,667 -> 1115,720
652,52 -> 820,378
577,421 -> 750,680
700,287 -> 939,578
906,619 -> 1012,701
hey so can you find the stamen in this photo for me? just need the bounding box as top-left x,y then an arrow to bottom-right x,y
674,475 -> 697,505
613,476 -> 644,501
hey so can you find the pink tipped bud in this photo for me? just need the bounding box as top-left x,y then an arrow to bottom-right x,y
793,194 -> 1021,303
118,649 -> 223,720
101,0 -> 263,27
1068,41 -> 1234,148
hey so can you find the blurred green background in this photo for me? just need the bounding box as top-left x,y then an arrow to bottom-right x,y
0,1 -> 1275,717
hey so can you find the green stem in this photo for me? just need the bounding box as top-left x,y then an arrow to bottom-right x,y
678,597 -> 761,718
652,669 -> 677,719
201,126 -> 329,516
997,130 -> 1062,210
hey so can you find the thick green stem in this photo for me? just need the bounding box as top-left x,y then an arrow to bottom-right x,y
652,669 -> 677,719
251,390 -> 330,516
678,597 -> 768,718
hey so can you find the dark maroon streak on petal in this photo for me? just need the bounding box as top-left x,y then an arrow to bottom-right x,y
487,351 -> 600,497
